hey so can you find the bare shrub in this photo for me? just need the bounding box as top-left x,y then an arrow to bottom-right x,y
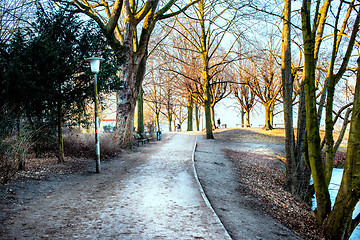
64,132 -> 120,159
0,132 -> 34,184
0,138 -> 18,184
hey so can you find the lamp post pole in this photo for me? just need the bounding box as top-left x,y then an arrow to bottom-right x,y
94,72 -> 100,173
86,57 -> 104,173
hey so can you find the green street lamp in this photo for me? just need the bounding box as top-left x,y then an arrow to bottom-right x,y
86,57 -> 104,173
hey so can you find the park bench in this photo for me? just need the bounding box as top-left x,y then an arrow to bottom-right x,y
140,133 -> 153,142
133,134 -> 147,146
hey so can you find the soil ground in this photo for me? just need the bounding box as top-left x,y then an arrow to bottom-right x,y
0,128 -> 321,239
195,134 -> 300,239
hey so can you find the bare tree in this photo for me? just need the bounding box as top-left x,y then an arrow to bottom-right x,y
54,0 -> 198,148
0,0 -> 34,44
231,65 -> 256,127
241,40 -> 282,130
300,1 -> 360,238
143,71 -> 163,132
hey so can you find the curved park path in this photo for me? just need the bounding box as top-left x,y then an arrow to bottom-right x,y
1,132 -> 299,239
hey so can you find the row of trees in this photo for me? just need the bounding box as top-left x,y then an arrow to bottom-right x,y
132,0 -> 360,238
2,0 -> 360,238
280,0 -> 360,239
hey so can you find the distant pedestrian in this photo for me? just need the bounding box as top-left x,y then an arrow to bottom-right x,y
217,118 -> 221,129
177,124 -> 181,132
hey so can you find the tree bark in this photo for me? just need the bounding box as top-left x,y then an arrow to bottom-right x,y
263,103 -> 273,130
57,101 -> 64,163
333,108 -> 351,159
195,103 -> 200,131
302,0 -> 331,222
281,0 -> 297,196
167,105 -> 173,132
115,52 -> 147,149
324,74 -> 335,186
210,105 -> 216,129
240,107 -> 245,127
155,111 -> 160,132
199,0 -> 213,139
270,103 -> 274,127
245,109 -> 250,127
203,79 -> 213,138
324,1 -> 359,186
187,94 -> 193,131
325,57 -> 360,240
295,81 -> 311,201
137,87 -> 144,133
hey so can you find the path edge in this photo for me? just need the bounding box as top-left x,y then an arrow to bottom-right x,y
192,136 -> 233,240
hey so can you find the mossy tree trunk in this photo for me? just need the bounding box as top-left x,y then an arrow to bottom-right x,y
240,107 -> 245,127
281,0 -> 298,197
301,0 -> 331,222
199,0 -> 213,139
137,87 -> 144,133
167,113 -> 172,132
325,57 -> 360,240
245,109 -> 250,127
324,0 -> 359,187
263,103 -> 273,130
187,94 -> 193,131
57,100 -> 65,163
269,103 -> 274,127
195,103 -> 200,131
210,105 -> 216,129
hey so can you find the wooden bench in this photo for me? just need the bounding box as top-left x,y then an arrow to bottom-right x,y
140,133 -> 153,142
134,134 -> 147,146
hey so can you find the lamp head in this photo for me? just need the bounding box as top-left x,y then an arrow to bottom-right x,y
86,57 -> 104,74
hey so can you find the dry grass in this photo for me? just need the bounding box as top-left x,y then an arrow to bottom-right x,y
222,127 -> 348,145
9,133 -> 122,182
224,148 -> 323,239
216,128 -> 350,239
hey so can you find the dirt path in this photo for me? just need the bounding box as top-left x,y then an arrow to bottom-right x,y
194,134 -> 301,240
0,133 -> 230,239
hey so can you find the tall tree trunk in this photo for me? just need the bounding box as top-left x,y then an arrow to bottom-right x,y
281,0 -> 297,196
323,1 -> 360,187
155,111 -> 160,132
115,53 -> 147,149
269,103 -> 274,127
195,103 -> 200,131
199,0 -> 213,139
324,74 -> 335,186
210,105 -> 215,129
241,107 -> 245,127
16,107 -> 25,170
167,110 -> 172,132
333,108 -> 351,159
245,109 -> 250,127
263,103 -> 273,130
137,87 -> 144,133
302,1 -> 331,221
324,57 -> 360,240
203,78 -> 214,138
296,81 -> 307,163
187,95 -> 193,131
57,101 -> 64,163
295,81 -> 311,201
